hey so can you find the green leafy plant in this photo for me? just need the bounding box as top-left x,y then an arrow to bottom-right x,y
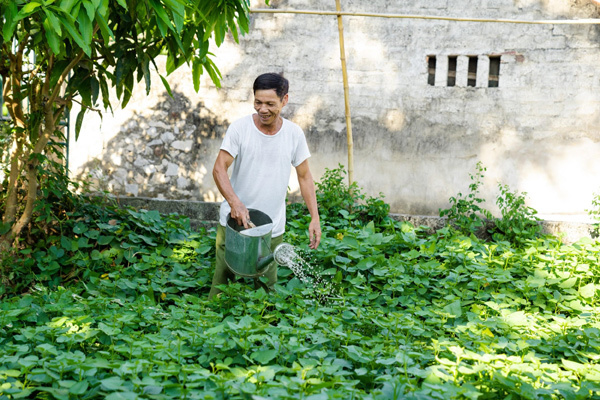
587,190 -> 600,238
490,183 -> 542,244
2,174 -> 600,399
314,164 -> 363,219
439,161 -> 492,235
309,164 -> 390,226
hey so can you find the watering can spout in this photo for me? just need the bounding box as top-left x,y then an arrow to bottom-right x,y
256,243 -> 294,270
256,253 -> 275,271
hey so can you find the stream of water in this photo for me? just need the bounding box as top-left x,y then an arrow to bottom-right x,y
275,243 -> 338,304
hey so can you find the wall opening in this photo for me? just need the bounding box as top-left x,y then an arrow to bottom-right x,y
467,56 -> 478,87
427,55 -> 436,86
426,54 -> 500,88
488,56 -> 501,87
447,56 -> 457,87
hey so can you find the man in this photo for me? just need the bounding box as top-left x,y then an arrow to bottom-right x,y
208,73 -> 321,299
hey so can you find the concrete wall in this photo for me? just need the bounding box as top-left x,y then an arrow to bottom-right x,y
117,196 -> 596,244
69,0 -> 600,222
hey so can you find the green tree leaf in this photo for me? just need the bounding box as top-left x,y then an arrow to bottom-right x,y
82,0 -> 96,21
77,10 -> 93,45
142,56 -> 151,95
43,9 -> 62,35
159,75 -> 173,97
56,13 -> 91,56
204,55 -> 222,88
75,109 -> 86,140
94,9 -> 113,42
148,0 -> 175,33
59,0 -> 77,14
43,19 -> 61,54
2,2 -> 18,41
192,58 -> 202,92
21,2 -> 42,15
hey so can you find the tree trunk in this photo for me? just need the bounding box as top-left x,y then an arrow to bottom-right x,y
0,38 -> 71,250
1,97 -> 58,249
1,71 -> 27,227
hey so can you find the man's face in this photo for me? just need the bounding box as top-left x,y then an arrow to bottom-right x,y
254,89 -> 288,127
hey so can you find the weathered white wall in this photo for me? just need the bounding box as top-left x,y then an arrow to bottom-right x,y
69,0 -> 600,221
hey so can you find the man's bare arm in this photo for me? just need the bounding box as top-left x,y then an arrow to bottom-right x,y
212,149 -> 250,228
296,159 -> 321,249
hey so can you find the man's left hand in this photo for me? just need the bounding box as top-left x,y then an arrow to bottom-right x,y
308,219 -> 321,249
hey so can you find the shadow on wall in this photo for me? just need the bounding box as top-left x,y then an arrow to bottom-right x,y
76,89 -> 228,202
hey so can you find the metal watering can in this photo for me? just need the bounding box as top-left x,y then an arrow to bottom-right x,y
225,209 -> 292,277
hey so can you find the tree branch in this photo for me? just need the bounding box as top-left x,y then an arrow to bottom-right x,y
34,95 -> 61,156
16,30 -> 29,59
42,53 -> 55,98
53,104 -> 66,126
71,97 -> 102,113
46,50 -> 85,107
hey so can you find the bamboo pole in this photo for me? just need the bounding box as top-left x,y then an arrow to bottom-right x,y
250,8 -> 600,25
335,0 -> 354,187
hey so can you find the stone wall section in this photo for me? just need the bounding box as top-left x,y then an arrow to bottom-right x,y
73,81 -> 230,202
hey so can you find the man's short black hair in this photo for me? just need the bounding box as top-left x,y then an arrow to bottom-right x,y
253,73 -> 289,100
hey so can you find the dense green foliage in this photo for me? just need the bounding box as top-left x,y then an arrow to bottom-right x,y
1,0 -> 260,248
1,166 -> 600,399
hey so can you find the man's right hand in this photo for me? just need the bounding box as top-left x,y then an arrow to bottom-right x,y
230,200 -> 250,229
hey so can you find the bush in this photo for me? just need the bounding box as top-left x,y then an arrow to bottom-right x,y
439,162 -> 543,245
439,161 -> 492,235
313,164 -> 390,225
287,165 -> 390,250
490,183 -> 542,244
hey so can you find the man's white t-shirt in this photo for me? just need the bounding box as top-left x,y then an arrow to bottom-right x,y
218,114 -> 311,237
